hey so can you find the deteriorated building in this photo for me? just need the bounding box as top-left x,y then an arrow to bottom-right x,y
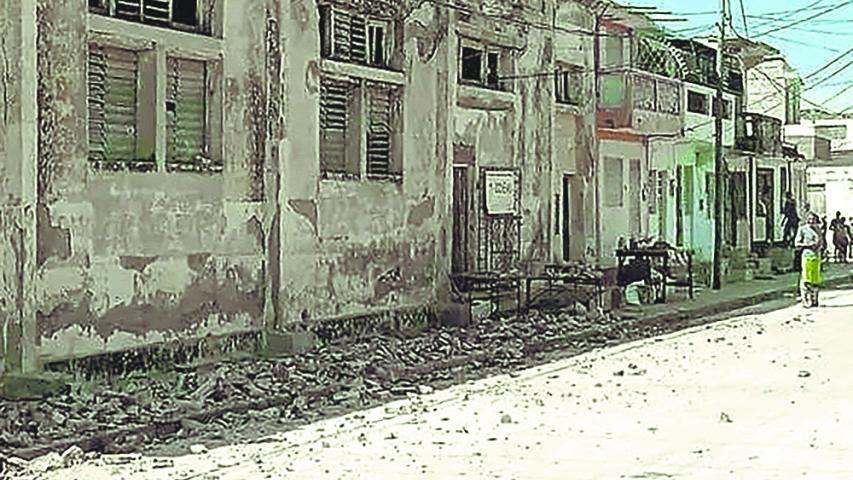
1,0 -> 598,375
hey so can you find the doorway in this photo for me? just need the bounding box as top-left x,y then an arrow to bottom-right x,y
452,166 -> 471,273
756,168 -> 775,243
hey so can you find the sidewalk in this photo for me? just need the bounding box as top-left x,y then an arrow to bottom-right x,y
623,263 -> 853,327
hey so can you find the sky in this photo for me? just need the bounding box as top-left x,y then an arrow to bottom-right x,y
621,0 -> 853,114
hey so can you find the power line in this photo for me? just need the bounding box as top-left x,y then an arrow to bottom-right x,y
805,46 -> 853,79
763,33 -> 844,53
752,0 -> 853,38
818,81 -> 853,105
809,58 -> 853,89
738,0 -> 749,37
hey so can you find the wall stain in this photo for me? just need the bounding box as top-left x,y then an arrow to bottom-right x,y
36,203 -> 71,267
407,196 -> 435,227
288,199 -> 318,234
37,261 -> 263,341
119,256 -> 157,274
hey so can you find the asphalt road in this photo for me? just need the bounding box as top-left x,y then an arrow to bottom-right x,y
13,289 -> 853,480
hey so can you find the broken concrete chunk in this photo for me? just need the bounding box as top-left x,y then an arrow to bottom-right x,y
61,445 -> 85,468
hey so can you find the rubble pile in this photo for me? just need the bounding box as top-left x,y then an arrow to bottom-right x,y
0,307 -> 658,458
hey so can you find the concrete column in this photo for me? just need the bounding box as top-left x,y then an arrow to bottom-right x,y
1,0 -> 39,374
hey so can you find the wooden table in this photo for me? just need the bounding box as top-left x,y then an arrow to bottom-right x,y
524,265 -> 605,311
450,271 -> 522,320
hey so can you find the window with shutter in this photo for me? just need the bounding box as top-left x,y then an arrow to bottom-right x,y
320,76 -> 355,176
366,83 -> 395,177
94,0 -> 206,34
319,6 -> 390,69
166,57 -> 215,172
88,44 -> 155,171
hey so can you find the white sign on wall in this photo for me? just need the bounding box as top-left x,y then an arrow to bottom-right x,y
485,170 -> 517,215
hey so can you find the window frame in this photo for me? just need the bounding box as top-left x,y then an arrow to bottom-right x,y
88,0 -> 213,36
318,5 -> 396,71
318,72 -> 404,182
687,90 -> 709,115
554,64 -> 584,107
458,38 -> 510,92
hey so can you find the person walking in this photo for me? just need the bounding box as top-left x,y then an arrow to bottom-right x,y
837,217 -> 850,264
795,214 -> 824,308
830,212 -> 846,263
781,192 -> 799,247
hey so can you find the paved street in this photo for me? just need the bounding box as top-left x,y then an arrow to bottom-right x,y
15,289 -> 853,480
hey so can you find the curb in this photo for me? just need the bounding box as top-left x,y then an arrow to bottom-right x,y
637,271 -> 853,328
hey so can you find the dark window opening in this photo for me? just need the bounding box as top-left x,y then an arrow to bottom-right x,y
173,0 -> 199,26
687,90 -> 709,115
486,52 -> 499,89
555,68 -> 582,105
713,98 -> 732,120
461,47 -> 482,82
319,5 -> 332,58
368,25 -> 385,66
96,0 -> 207,34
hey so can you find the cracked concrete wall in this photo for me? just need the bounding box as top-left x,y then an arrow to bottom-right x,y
277,0 -> 449,325
34,0 -> 270,364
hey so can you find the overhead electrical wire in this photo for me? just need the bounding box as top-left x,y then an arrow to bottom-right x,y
752,0 -> 853,38
738,0 -> 749,37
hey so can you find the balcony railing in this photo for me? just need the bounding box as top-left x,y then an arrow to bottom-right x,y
598,68 -> 682,132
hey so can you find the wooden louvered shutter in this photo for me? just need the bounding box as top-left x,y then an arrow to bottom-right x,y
320,76 -> 351,174
166,57 -> 208,171
115,0 -> 143,21
350,14 -> 367,64
143,0 -> 172,26
331,8 -> 351,62
88,44 -> 144,170
366,83 -> 393,176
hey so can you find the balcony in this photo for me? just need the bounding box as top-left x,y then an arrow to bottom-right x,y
671,39 -> 744,95
597,68 -> 683,134
736,112 -> 783,155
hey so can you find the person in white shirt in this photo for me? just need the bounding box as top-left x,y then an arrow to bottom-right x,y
795,214 -> 823,308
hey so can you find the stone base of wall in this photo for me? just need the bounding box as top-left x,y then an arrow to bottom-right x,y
309,305 -> 436,344
35,305 -> 437,378
42,330 -> 262,380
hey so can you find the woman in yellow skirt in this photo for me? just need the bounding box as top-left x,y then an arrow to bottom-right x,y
795,214 -> 824,308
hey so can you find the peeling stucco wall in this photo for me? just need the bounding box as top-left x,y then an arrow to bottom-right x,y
34,0 -> 269,363
277,0 -> 449,325
450,1 -> 561,272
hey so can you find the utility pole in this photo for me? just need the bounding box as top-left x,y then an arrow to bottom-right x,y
712,0 -> 727,290
592,2 -> 608,262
